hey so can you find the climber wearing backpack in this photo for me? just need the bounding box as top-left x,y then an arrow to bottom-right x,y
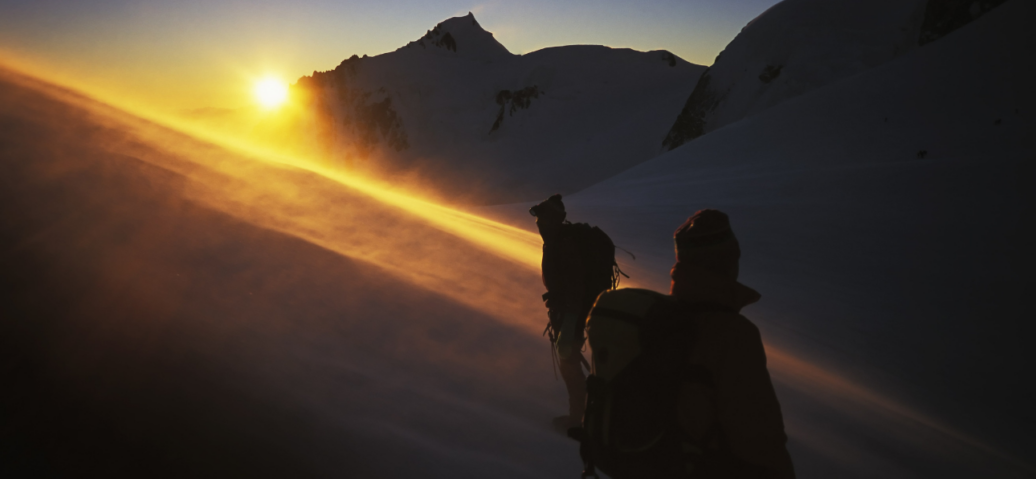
530,194 -> 621,434
573,209 -> 794,479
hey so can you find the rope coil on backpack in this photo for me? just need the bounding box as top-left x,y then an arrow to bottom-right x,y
612,245 -> 634,289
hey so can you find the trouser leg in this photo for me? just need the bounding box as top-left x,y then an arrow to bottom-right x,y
558,349 -> 587,421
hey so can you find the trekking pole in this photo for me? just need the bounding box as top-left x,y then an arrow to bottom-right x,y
544,315 -> 560,380
570,427 -> 599,479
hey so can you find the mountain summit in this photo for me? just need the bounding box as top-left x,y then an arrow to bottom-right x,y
287,13 -> 705,203
402,13 -> 512,61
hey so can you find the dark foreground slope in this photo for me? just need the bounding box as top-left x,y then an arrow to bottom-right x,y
0,71 -> 574,478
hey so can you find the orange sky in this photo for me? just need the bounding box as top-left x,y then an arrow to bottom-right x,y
0,0 -> 780,113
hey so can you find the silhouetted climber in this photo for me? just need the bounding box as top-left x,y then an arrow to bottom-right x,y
571,209 -> 794,478
530,194 -> 621,434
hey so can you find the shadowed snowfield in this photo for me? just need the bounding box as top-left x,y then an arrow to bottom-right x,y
2,2 -> 1034,478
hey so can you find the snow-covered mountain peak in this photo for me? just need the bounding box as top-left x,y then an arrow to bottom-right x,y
286,14 -> 706,203
662,0 -> 928,150
403,12 -> 513,61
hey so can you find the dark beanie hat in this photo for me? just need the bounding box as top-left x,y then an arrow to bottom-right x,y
674,209 -> 741,278
530,193 -> 566,218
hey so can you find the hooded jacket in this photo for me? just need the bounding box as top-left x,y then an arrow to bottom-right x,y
672,262 -> 795,479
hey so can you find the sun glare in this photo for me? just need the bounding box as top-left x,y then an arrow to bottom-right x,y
254,78 -> 288,109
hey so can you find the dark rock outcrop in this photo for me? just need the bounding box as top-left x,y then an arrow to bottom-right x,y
338,55 -> 362,77
490,86 -> 541,133
403,13 -> 509,59
434,32 -> 457,52
759,65 -> 783,84
295,61 -> 410,158
661,70 -> 718,151
353,96 -> 409,153
661,51 -> 677,67
421,25 -> 458,52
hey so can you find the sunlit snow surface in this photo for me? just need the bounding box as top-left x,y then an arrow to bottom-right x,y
2,2 -> 1034,479
0,67 -> 571,477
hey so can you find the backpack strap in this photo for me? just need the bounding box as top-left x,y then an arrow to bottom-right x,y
681,301 -> 737,315
587,307 -> 642,324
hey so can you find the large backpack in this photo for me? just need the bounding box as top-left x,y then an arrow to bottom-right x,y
571,288 -> 730,479
568,222 -> 625,300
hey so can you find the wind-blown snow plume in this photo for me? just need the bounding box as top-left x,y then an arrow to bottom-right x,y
0,64 -> 577,478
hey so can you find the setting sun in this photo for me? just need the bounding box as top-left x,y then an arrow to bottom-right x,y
254,78 -> 288,108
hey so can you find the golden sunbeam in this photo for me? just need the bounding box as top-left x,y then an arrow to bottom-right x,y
0,64 -> 547,328
0,64 -> 543,272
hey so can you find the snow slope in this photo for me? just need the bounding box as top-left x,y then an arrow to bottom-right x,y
3,2 -> 1034,479
288,13 -> 706,203
0,67 -> 582,478
486,1 -> 1035,477
662,0 -> 930,150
